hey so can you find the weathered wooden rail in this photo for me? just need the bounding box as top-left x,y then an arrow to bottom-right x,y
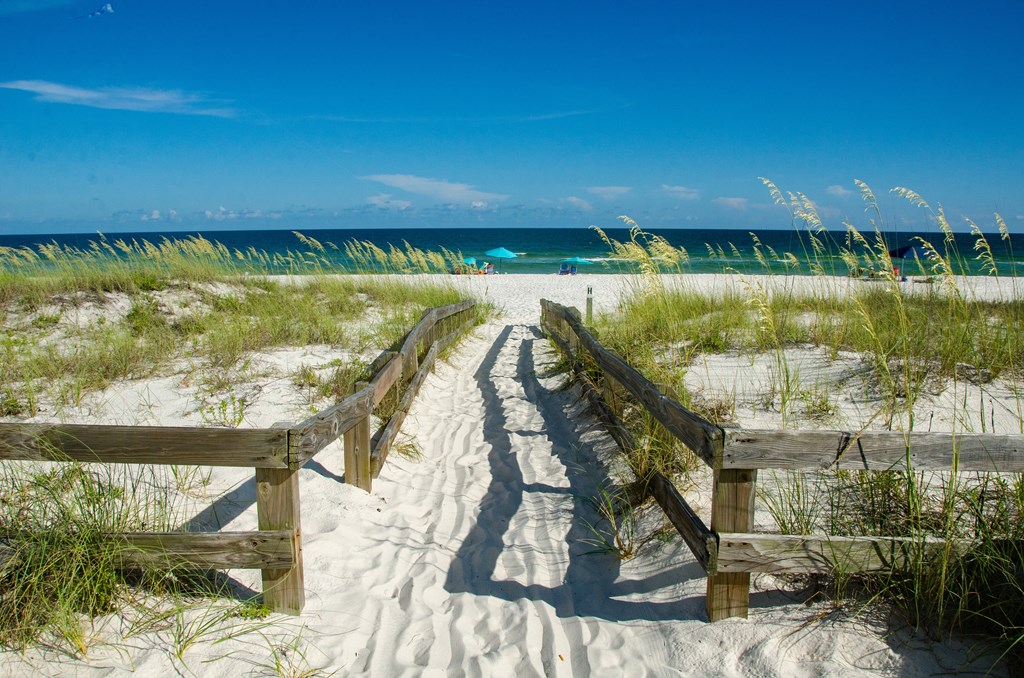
0,299 -> 477,615
540,298 -> 1024,622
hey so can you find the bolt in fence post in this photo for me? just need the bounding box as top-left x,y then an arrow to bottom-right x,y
344,381 -> 372,492
586,285 -> 593,324
706,468 -> 757,621
256,467 -> 305,614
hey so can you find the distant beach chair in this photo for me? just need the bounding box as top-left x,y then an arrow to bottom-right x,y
485,263 -> 495,275
558,262 -> 569,275
569,265 -> 577,275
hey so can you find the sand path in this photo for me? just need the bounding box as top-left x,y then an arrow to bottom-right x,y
2,277 -> 1001,675
325,319 -> 693,676
311,313 -> 992,676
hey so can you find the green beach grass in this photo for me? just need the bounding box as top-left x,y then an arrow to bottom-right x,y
589,182 -> 1024,666
0,233 -> 484,660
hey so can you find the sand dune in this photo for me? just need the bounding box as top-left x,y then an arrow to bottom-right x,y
1,273 -> 1008,676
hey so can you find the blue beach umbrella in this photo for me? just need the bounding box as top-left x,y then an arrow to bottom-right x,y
463,256 -> 477,266
561,256 -> 593,265
484,247 -> 517,272
889,245 -> 934,260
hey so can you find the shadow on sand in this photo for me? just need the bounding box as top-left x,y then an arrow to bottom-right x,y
443,324 -> 709,622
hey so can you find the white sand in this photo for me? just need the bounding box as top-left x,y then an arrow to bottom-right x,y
1,273 -> 1012,676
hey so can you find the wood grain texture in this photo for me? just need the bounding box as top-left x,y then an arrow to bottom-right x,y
368,354 -> 404,407
0,423 -> 288,468
0,531 -> 295,571
716,532 -> 950,574
371,312 -> 477,477
345,414 -> 372,492
723,428 -> 1024,472
289,301 -> 474,468
543,317 -> 720,572
256,467 -> 304,614
398,301 -> 474,378
541,300 -> 722,466
706,468 -> 757,621
289,387 -> 373,467
649,473 -> 717,573
372,343 -> 440,477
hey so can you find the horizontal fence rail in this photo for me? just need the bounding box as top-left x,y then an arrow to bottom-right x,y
0,299 -> 478,616
722,428 -> 1024,472
0,531 -> 296,571
539,298 -> 1024,623
0,423 -> 289,468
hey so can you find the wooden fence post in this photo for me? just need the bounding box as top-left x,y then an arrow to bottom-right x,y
344,381 -> 373,492
567,307 -> 582,354
403,343 -> 419,382
706,468 -> 757,621
256,467 -> 304,614
603,373 -> 626,417
586,285 -> 593,324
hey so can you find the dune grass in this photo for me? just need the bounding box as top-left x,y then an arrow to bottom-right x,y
590,182 -> 1024,665
0,232 -> 483,661
0,231 -> 473,418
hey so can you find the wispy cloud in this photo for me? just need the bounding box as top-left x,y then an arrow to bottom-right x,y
0,80 -> 237,117
519,107 -> 621,122
587,186 -> 631,200
714,197 -> 749,210
361,174 -> 507,205
367,193 -> 412,210
661,184 -> 700,200
203,206 -> 278,221
563,196 -> 593,211
826,184 -> 853,197
111,208 -> 182,223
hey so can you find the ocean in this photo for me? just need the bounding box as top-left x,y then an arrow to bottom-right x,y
2,227 -> 1022,276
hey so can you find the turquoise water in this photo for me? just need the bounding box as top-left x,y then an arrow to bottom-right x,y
2,227 -> 1022,276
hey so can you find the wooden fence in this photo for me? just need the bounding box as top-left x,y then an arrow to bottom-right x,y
0,299 -> 477,615
540,299 -> 1024,622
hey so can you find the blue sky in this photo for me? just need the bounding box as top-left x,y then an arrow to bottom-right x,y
1,0 -> 1022,234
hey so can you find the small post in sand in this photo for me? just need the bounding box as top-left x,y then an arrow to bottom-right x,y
586,285 -> 593,324
256,466 -> 305,614
706,468 -> 757,621
344,380 -> 373,492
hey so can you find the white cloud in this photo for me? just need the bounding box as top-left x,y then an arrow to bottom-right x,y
714,197 -> 749,210
203,206 -> 271,221
587,186 -> 631,200
563,196 -> 593,211
367,193 -> 412,210
661,184 -> 700,200
827,184 -> 853,197
0,80 -> 236,117
361,174 -> 507,205
205,207 -> 235,221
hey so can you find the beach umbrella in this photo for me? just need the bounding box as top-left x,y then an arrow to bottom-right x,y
484,247 -> 517,272
888,245 -> 934,260
463,256 -> 477,266
561,256 -> 594,265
